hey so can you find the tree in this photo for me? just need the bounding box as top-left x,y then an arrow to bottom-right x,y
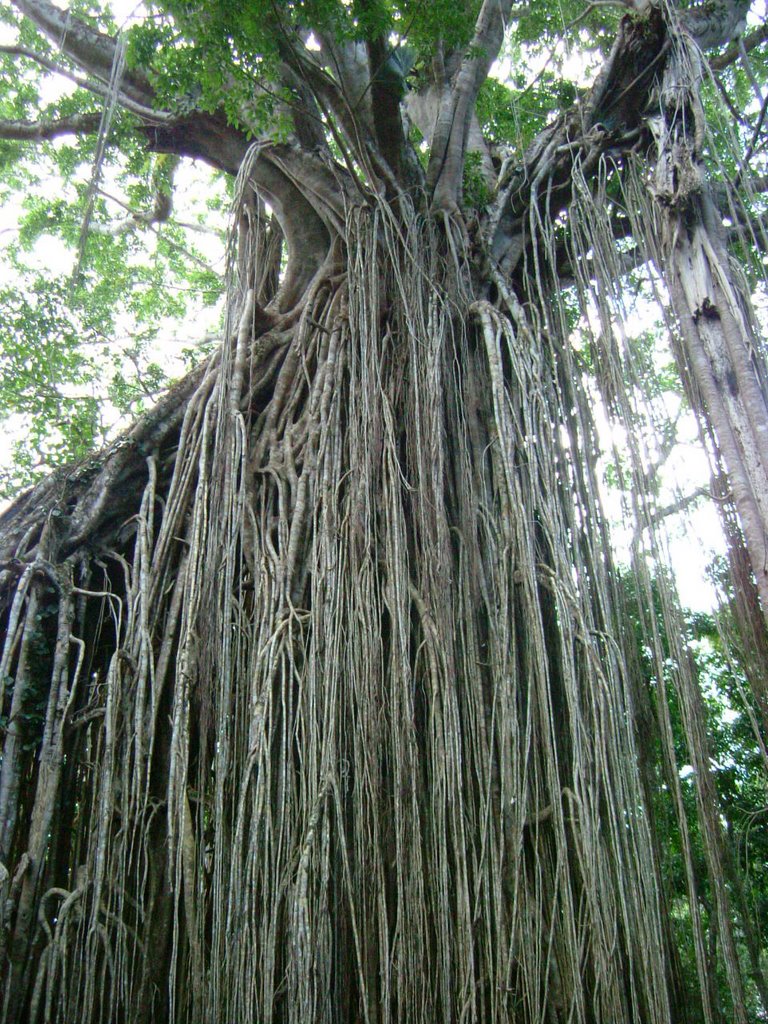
0,0 -> 767,1021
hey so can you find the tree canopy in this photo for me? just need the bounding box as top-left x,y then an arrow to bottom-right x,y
1,1 -> 768,1022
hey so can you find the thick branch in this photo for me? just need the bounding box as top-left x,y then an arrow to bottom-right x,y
488,8 -> 666,274
0,44 -> 170,122
276,40 -> 383,189
681,0 -> 751,51
710,20 -> 768,69
361,27 -> 414,186
9,0 -> 153,106
7,5 -> 352,310
277,62 -> 332,155
147,115 -> 348,307
427,0 -> 514,210
315,33 -> 374,135
0,112 -> 100,141
405,87 -> 495,186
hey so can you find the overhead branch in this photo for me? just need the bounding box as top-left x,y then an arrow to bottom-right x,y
680,0 -> 752,51
300,21 -> 421,191
274,37 -> 381,188
365,34 -> 411,184
632,487 -> 711,545
347,0 -> 419,190
405,87 -> 495,187
709,19 -> 768,69
727,208 -> 768,254
89,190 -> 217,272
276,62 -> 332,155
9,0 -> 153,106
427,0 -> 514,211
0,112 -> 101,141
89,157 -> 181,238
147,115 -> 349,307
314,33 -> 374,136
704,12 -> 768,103
0,44 -> 171,122
7,2 -> 351,309
488,8 -> 666,276
145,155 -> 177,225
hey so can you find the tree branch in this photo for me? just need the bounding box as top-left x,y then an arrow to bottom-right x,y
314,32 -> 374,134
632,486 -> 711,545
89,157 -> 192,243
8,9 -> 351,309
0,112 -> 101,141
488,9 -> 666,275
680,0 -> 752,51
727,208 -> 768,254
0,44 -> 171,122
93,186 -> 221,266
146,116 -> 344,307
710,20 -> 768,70
427,0 -> 514,210
276,61 -> 332,155
9,0 -> 153,106
365,33 -> 410,184
405,87 -> 495,186
273,35 -> 380,189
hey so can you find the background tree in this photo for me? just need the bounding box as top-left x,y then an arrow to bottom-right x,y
0,1 -> 767,1022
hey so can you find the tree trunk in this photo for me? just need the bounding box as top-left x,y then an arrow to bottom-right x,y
0,4 -> 766,1022
649,34 -> 768,624
0,205 -> 691,1023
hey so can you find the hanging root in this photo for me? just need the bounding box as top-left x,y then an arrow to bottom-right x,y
0,134 -> 766,1023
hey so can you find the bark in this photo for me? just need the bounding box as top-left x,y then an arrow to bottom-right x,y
648,29 -> 768,623
426,0 -> 513,210
0,112 -> 101,140
10,0 -> 153,105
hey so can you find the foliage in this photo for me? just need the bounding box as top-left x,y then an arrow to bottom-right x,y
620,568 -> 768,1021
0,51 -> 228,491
